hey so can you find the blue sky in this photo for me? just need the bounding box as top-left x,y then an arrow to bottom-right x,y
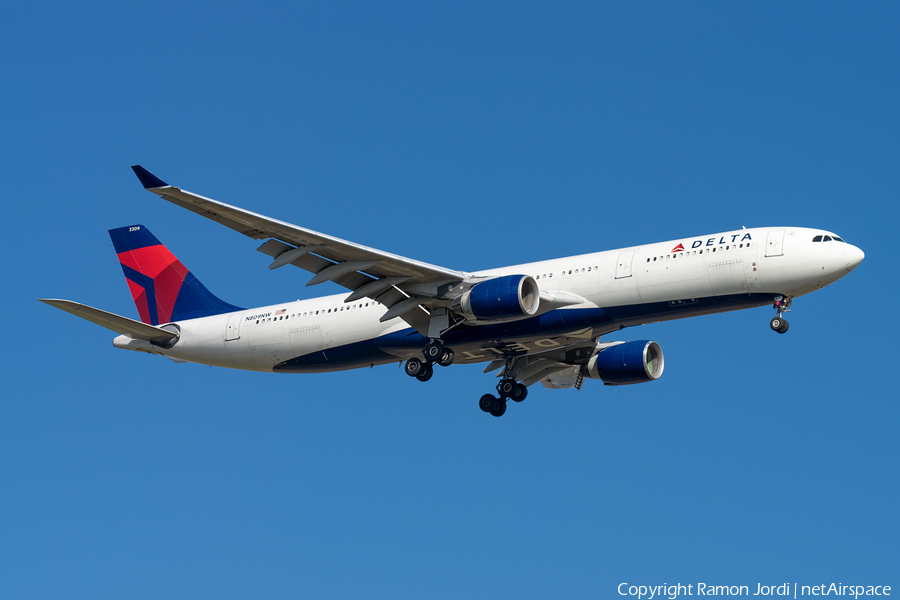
1,2 -> 897,598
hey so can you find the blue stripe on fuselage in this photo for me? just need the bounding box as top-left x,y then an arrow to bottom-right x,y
273,293 -> 777,373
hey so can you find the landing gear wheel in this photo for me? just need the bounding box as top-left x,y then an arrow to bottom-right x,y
498,379 -> 518,399
416,363 -> 434,382
437,348 -> 455,367
405,357 -> 424,377
479,394 -> 497,413
490,401 -> 507,417
770,296 -> 792,334
423,340 -> 444,361
511,383 -> 528,402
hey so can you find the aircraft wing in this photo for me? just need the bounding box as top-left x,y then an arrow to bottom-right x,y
132,166 -> 468,333
39,299 -> 178,342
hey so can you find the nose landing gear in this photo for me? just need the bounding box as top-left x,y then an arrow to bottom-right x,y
770,296 -> 791,334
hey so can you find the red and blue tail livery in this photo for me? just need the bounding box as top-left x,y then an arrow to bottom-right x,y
108,225 -> 242,325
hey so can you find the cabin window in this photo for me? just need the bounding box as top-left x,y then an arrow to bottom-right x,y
587,267 -> 591,272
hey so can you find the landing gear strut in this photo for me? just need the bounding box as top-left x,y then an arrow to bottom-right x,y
770,295 -> 791,334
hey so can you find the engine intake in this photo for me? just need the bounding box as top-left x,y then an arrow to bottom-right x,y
454,275 -> 540,322
582,340 -> 664,386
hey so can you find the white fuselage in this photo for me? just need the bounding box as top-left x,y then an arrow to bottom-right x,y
114,226 -> 864,372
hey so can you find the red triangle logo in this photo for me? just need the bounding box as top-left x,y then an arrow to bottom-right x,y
671,243 -> 685,253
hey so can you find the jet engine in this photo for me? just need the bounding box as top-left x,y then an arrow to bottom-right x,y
453,274 -> 540,322
581,340 -> 664,385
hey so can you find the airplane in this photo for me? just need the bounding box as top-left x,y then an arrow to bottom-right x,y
40,166 -> 865,417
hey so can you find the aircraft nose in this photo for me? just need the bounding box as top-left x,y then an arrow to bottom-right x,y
845,244 -> 865,272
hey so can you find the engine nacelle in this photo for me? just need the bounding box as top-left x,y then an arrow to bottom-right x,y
453,274 -> 540,322
582,340 -> 664,386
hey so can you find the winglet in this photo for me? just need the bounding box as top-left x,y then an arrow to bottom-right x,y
131,165 -> 169,189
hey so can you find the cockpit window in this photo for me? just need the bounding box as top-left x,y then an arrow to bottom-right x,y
833,236 -> 845,243
812,235 -> 823,242
823,235 -> 833,242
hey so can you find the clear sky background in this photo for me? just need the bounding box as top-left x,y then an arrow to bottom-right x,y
1,2 -> 897,598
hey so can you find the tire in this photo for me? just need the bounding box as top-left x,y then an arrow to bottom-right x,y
416,364 -> 434,382
777,319 -> 789,334
490,401 -> 507,417
437,349 -> 455,367
511,383 -> 528,402
770,317 -> 782,332
499,379 -> 517,398
424,341 -> 444,361
479,394 -> 496,413
405,357 -> 424,377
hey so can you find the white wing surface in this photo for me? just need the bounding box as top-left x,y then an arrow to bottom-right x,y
132,166 -> 469,333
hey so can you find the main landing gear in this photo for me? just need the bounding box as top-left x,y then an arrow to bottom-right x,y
405,340 -> 528,418
478,356 -> 528,417
479,379 -> 527,417
404,338 -> 454,382
770,295 -> 791,334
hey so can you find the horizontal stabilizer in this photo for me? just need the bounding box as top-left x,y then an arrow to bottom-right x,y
39,299 -> 178,342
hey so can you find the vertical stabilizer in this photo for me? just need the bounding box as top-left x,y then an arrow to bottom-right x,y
109,225 -> 242,325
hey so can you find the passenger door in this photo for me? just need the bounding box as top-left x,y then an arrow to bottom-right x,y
225,312 -> 243,341
615,251 -> 635,279
765,230 -> 785,257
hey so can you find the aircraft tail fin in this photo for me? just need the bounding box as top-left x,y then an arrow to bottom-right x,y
109,225 -> 243,325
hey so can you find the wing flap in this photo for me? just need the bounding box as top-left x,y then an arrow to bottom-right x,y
39,299 -> 179,342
